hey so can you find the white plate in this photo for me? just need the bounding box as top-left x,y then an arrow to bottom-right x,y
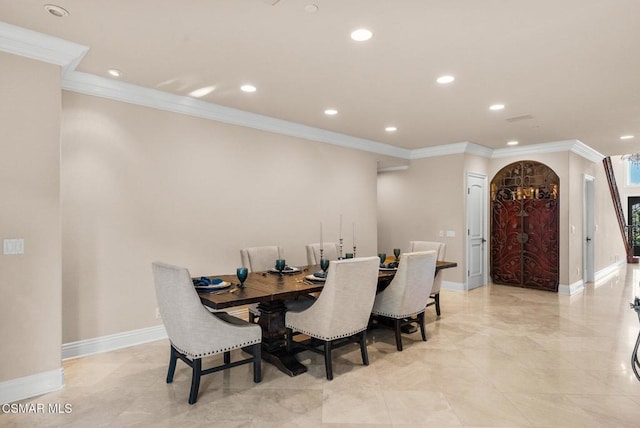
195,281 -> 231,290
379,267 -> 397,271
268,266 -> 301,274
305,274 -> 326,282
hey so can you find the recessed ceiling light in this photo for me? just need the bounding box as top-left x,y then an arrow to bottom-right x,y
189,86 -> 215,98
44,4 -> 69,17
240,84 -> 257,93
507,140 -> 519,146
490,104 -> 505,111
350,28 -> 373,42
324,109 -> 338,116
305,4 -> 319,13
436,75 -> 455,84
620,135 -> 635,140
108,69 -> 121,77
385,126 -> 397,132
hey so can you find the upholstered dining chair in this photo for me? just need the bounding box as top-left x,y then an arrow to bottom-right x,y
285,256 -> 379,380
240,246 -> 283,322
152,261 -> 262,404
305,242 -> 340,265
409,241 -> 446,316
370,251 -> 437,351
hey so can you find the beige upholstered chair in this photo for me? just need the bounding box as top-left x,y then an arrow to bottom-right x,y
305,242 -> 340,265
285,256 -> 379,380
240,245 -> 283,272
371,251 -> 437,351
240,246 -> 283,322
151,262 -> 262,404
409,241 -> 446,316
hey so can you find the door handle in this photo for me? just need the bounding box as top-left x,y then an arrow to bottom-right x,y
586,237 -> 592,242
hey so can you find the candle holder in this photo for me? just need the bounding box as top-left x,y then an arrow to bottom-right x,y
353,246 -> 357,258
338,238 -> 344,259
319,248 -> 324,263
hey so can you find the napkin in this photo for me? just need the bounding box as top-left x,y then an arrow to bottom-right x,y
193,277 -> 224,287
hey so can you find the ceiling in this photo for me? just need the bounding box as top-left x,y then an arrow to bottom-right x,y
1,0 -> 639,156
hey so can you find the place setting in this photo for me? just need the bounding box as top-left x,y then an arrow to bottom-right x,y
379,248 -> 401,270
268,259 -> 301,275
306,258 -> 330,282
192,276 -> 232,293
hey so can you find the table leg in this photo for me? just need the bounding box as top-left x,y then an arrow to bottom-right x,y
256,300 -> 308,376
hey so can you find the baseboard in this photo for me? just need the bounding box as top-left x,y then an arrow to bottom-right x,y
442,281 -> 466,292
0,368 -> 64,404
558,280 -> 585,296
595,260 -> 625,282
62,325 -> 168,360
61,308 -> 246,360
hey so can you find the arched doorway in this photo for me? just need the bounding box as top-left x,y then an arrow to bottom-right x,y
490,160 -> 559,292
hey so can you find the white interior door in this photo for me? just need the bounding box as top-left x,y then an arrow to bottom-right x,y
467,172 -> 487,289
583,174 -> 595,283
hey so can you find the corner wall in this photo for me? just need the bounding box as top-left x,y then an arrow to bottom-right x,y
0,52 -> 62,395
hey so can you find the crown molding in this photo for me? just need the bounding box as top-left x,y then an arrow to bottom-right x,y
411,142 -> 494,159
0,21 -> 88,74
377,165 -> 409,173
62,71 -> 411,159
1,22 -> 605,164
492,139 -> 604,162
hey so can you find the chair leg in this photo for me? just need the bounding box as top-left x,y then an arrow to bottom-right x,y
434,293 -> 441,316
166,345 -> 178,383
418,311 -> 427,341
224,351 -> 230,365
324,341 -> 333,380
188,358 -> 202,405
394,319 -> 403,351
249,312 -> 256,323
253,343 -> 262,383
359,331 -> 370,366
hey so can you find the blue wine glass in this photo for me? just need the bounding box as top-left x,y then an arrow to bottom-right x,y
378,253 -> 386,267
320,258 -> 330,273
275,259 -> 286,275
236,267 -> 248,288
393,248 -> 401,263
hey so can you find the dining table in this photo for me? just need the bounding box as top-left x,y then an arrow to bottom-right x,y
198,260 -> 457,377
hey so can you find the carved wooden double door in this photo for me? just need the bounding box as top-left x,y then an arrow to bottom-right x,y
490,161 -> 559,292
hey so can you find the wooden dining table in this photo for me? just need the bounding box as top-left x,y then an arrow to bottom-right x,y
198,260 -> 457,376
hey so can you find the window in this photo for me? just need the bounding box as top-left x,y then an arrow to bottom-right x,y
627,161 -> 640,186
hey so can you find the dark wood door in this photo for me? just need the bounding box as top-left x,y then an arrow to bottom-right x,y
490,161 -> 559,292
628,197 -> 640,256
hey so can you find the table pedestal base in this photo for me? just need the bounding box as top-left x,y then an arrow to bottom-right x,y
255,300 -> 307,376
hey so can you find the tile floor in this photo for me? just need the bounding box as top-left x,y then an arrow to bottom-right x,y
3,265 -> 640,427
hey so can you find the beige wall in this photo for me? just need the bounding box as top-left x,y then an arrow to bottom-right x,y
61,92 -> 381,342
377,154 -> 466,285
378,149 -> 620,291
0,53 -> 62,382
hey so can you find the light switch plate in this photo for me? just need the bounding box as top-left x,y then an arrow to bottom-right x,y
446,230 -> 455,237
3,238 -> 24,255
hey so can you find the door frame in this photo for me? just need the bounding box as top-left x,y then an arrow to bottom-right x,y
466,172 -> 488,290
583,174 -> 595,283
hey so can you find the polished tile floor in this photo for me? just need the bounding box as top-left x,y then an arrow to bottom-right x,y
4,265 -> 640,427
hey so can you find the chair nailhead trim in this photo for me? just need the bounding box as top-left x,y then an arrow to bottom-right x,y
285,325 -> 366,341
172,339 -> 261,359
372,310 -> 424,319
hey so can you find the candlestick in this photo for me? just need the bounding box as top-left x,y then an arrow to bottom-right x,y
352,222 -> 356,248
320,222 -> 323,252
339,214 -> 343,240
